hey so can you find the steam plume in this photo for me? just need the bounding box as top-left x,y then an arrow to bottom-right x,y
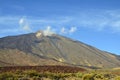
69,27 -> 77,33
43,26 -> 54,36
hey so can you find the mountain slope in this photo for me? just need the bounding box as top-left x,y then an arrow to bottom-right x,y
0,31 -> 120,68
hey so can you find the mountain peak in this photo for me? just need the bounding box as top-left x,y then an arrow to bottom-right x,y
35,28 -> 54,37
0,32 -> 120,68
35,30 -> 43,38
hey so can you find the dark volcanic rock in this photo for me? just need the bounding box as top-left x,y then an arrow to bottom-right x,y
0,31 -> 120,68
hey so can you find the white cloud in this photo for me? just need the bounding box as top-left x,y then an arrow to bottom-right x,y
19,17 -> 32,32
19,18 -> 24,24
69,27 -> 77,33
68,10 -> 120,32
22,25 -> 31,31
60,26 -> 77,34
2,10 -> 120,35
111,21 -> 120,28
0,16 -> 19,25
110,21 -> 120,32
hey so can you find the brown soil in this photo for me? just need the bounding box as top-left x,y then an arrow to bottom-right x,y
0,65 -> 86,73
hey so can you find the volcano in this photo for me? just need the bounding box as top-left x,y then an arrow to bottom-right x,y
0,31 -> 120,68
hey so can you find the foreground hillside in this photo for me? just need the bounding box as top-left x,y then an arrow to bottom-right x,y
0,31 -> 120,68
0,66 -> 120,80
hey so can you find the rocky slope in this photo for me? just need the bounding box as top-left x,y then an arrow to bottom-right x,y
0,31 -> 120,68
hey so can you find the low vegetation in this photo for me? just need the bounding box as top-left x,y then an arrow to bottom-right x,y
0,66 -> 120,80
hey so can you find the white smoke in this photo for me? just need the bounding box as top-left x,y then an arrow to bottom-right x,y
61,27 -> 66,34
43,26 -> 54,36
19,17 -> 77,35
19,17 -> 31,31
60,26 -> 77,34
69,26 -> 77,33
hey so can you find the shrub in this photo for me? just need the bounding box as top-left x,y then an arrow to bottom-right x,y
82,73 -> 95,80
0,72 -> 15,80
23,70 -> 40,78
75,72 -> 84,78
115,76 -> 120,80
94,73 -> 104,80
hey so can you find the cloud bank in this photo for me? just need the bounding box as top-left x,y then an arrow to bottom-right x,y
1,9 -> 120,35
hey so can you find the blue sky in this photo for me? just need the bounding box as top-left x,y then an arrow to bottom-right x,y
0,0 -> 120,55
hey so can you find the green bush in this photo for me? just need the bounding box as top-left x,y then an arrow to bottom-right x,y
1,68 -> 119,80
75,72 -> 83,78
43,72 -> 65,80
0,72 -> 15,80
115,76 -> 120,80
23,70 -> 41,78
82,73 -> 95,80
94,73 -> 104,80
